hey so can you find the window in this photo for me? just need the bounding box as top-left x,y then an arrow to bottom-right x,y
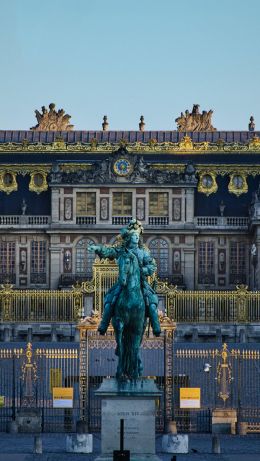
76,192 -> 96,216
76,238 -> 96,276
149,193 -> 168,216
149,238 -> 169,277
229,241 -> 246,284
30,241 -> 47,284
112,192 -> 132,216
198,241 -> 215,284
0,241 -> 15,283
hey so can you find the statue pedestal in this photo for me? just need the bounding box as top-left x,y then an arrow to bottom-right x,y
212,408 -> 237,434
95,378 -> 161,461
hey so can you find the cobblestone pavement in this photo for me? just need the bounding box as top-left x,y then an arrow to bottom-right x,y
0,434 -> 260,461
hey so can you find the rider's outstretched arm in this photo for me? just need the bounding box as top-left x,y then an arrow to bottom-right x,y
88,244 -> 118,261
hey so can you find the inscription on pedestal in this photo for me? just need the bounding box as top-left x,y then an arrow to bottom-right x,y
101,399 -> 155,454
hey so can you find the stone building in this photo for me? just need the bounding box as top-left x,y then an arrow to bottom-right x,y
1,104 -> 260,341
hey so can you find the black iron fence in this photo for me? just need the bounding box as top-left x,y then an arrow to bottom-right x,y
1,341 -> 260,433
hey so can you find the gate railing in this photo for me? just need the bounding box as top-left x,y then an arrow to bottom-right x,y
0,342 -> 80,432
0,283 -> 83,322
164,284 -> 260,323
1,259 -> 260,323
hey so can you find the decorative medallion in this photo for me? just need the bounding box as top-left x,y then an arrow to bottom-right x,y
197,172 -> 218,195
0,171 -> 18,194
113,158 -> 132,176
179,136 -> 194,151
228,173 -> 248,196
29,172 -> 48,194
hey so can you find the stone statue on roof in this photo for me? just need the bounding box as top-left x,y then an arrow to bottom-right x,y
30,103 -> 74,131
175,104 -> 216,132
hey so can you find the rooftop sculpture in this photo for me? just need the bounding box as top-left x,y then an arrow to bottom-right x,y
30,103 -> 74,131
175,104 -> 216,132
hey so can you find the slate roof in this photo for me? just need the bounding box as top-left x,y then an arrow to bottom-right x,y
0,130 -> 260,144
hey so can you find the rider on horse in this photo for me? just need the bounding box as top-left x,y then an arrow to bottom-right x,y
88,219 -> 161,337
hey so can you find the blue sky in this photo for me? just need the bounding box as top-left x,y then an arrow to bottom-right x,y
0,0 -> 260,131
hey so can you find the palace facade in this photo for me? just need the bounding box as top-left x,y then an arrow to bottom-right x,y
1,104 -> 260,341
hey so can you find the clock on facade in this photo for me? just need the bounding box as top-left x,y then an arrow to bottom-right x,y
113,158 -> 132,176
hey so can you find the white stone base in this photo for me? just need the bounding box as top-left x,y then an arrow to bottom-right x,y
66,433 -> 93,453
162,434 -> 189,453
96,378 -> 161,456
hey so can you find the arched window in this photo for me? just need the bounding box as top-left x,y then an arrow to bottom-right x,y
149,238 -> 169,277
76,238 -> 96,276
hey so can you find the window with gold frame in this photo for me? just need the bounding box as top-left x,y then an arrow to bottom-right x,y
149,192 -> 168,216
112,192 -> 132,216
76,192 -> 96,216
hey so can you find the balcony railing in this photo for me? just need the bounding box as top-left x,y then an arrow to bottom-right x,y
195,216 -> 249,229
76,216 -> 97,225
0,274 -> 16,284
60,273 -> 92,287
148,216 -> 169,226
0,215 -> 50,226
112,216 -> 132,225
30,273 -> 47,284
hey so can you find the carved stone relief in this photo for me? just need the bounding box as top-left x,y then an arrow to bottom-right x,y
100,197 -> 109,220
136,198 -> 145,221
64,198 -> 73,221
173,250 -> 181,273
64,249 -> 72,273
172,198 -> 181,221
19,248 -> 27,274
218,249 -> 226,274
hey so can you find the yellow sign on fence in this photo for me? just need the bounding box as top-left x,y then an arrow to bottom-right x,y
0,396 -> 4,407
53,387 -> 73,409
180,388 -> 201,409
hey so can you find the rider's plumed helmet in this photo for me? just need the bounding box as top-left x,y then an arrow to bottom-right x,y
120,219 -> 144,239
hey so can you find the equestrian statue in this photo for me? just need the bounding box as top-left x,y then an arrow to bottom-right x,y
88,219 -> 161,381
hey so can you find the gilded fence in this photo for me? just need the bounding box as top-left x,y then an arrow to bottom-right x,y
0,284 -> 82,322
1,259 -> 260,323
163,284 -> 260,323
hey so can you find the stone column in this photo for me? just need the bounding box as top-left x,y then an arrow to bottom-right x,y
183,247 -> 195,289
49,247 -> 61,289
185,188 -> 195,224
51,188 -> 60,223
